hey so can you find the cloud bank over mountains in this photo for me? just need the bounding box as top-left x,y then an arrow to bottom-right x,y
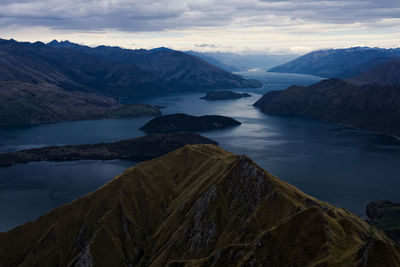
1,0 -> 399,53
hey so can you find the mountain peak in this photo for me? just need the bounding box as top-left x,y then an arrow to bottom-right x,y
1,144 -> 399,266
48,39 -> 59,45
150,47 -> 173,52
47,39 -> 85,49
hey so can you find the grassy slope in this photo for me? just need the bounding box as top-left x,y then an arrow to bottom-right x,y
0,145 -> 399,266
0,81 -> 160,125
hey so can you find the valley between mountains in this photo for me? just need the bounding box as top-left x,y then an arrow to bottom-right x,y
2,41 -> 400,266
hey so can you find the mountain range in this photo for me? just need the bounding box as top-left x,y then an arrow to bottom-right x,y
1,144 -> 399,266
1,39 -> 260,97
0,38 -> 260,125
254,78 -> 400,138
269,47 -> 400,78
186,51 -> 298,72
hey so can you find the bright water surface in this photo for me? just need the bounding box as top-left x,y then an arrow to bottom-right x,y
1,70 -> 400,231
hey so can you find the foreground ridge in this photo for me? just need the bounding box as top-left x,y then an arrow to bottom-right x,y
0,144 -> 399,266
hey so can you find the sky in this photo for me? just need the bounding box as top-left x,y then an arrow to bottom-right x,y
1,0 -> 400,55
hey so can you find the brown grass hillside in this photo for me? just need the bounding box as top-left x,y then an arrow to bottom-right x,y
1,144 -> 399,266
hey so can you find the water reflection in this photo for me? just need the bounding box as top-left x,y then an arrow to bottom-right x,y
0,160 -> 136,231
1,72 -> 400,231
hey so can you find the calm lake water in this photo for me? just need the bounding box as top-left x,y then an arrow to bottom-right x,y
1,71 -> 400,231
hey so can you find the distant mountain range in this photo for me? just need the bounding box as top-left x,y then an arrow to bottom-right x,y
0,39 -> 260,97
0,38 -> 260,125
186,51 -> 298,72
269,47 -> 400,78
1,144 -> 399,266
254,78 -> 400,138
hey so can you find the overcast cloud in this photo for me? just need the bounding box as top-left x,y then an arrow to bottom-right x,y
1,0 -> 400,31
0,0 -> 399,53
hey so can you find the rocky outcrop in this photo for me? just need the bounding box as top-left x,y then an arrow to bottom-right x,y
254,78 -> 400,138
0,145 -> 399,266
200,90 -> 251,100
366,200 -> 400,245
140,113 -> 241,133
0,133 -> 218,167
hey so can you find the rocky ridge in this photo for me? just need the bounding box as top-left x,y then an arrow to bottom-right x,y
0,144 -> 399,266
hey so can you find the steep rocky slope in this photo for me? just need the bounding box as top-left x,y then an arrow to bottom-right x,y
0,145 -> 399,266
254,78 -> 400,138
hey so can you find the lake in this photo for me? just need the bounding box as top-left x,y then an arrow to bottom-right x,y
1,71 -> 400,231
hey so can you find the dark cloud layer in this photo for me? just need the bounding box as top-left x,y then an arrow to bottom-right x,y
0,0 -> 399,31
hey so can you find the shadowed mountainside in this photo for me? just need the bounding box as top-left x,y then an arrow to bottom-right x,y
367,200 -> 400,245
347,60 -> 400,86
0,38 -> 260,125
186,51 -> 298,71
0,133 -> 218,167
269,47 -> 400,79
0,81 -> 160,126
177,51 -> 239,72
45,40 -> 261,95
0,144 -> 399,266
0,39 -> 261,98
254,78 -> 400,138
140,113 -> 241,133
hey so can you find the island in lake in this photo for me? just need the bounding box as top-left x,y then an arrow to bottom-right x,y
0,133 -> 217,167
200,90 -> 251,100
140,113 -> 241,133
